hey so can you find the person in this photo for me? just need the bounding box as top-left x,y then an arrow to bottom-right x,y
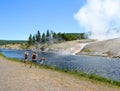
30,52 -> 38,68
39,56 -> 46,66
24,51 -> 29,67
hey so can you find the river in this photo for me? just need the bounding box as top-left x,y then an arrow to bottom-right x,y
0,48 -> 120,81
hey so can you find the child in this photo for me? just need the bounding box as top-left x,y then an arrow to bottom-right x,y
39,56 -> 46,66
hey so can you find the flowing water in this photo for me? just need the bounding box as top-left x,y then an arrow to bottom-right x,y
0,48 -> 120,81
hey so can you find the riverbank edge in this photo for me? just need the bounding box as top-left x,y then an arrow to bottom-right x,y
0,53 -> 120,87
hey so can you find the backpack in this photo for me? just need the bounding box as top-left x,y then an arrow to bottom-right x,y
32,54 -> 36,59
25,53 -> 28,59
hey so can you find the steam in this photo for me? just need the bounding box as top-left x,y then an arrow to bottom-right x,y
74,0 -> 120,40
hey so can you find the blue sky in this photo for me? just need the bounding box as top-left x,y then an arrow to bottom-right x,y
0,0 -> 86,40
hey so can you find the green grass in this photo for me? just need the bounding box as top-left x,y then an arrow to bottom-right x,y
85,48 -> 91,52
65,70 -> 120,86
39,64 -> 120,86
0,52 -> 120,87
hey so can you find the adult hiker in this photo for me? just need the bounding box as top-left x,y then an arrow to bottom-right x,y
30,52 -> 38,68
24,51 -> 29,67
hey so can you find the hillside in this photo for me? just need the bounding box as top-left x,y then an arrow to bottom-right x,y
43,39 -> 93,54
77,38 -> 120,58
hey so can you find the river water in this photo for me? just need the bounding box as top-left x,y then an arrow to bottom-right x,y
0,48 -> 120,81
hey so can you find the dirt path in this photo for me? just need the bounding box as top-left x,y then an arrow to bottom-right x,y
0,57 -> 119,91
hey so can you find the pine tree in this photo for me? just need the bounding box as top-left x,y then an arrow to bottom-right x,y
33,35 -> 35,44
53,32 -> 57,38
46,30 -> 50,42
42,33 -> 46,43
46,30 -> 50,37
28,34 -> 33,46
37,30 -> 41,42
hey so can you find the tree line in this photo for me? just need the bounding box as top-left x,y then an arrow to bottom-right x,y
0,40 -> 27,45
28,30 -> 87,46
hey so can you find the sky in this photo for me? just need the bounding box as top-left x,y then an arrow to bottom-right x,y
1,0 -> 120,40
0,0 -> 86,40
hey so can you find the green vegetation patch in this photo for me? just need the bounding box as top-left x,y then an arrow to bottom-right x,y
85,48 -> 91,52
0,40 -> 27,45
39,64 -> 120,86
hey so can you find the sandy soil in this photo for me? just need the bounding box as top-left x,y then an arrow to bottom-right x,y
0,57 -> 119,91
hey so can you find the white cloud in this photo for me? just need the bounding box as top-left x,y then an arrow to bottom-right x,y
74,0 -> 120,40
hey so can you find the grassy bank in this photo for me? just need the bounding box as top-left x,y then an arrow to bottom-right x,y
0,53 -> 120,87
41,65 -> 120,87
